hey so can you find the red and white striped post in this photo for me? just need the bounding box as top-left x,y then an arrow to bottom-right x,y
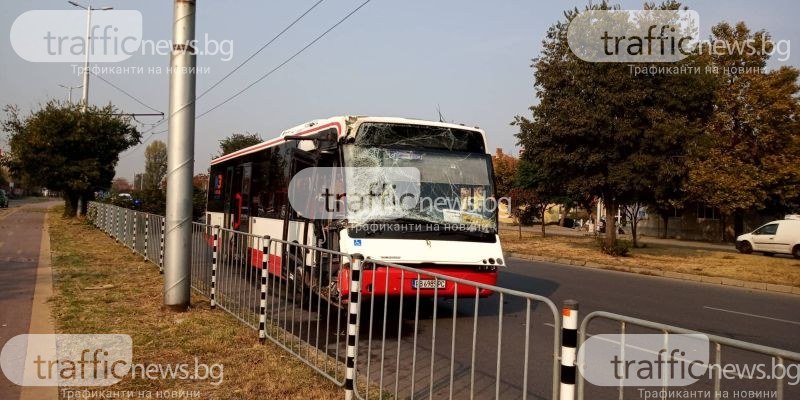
344,254 -> 364,400
560,300 -> 579,400
258,236 -> 270,343
210,226 -> 219,309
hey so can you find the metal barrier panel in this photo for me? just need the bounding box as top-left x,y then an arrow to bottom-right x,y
190,222 -> 212,297
351,258 -> 562,400
261,237 -> 352,387
125,209 -> 135,250
147,214 -> 163,265
577,311 -> 800,400
133,211 -> 147,256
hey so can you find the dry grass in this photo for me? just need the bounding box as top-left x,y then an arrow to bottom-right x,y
500,230 -> 800,287
48,208 -> 343,399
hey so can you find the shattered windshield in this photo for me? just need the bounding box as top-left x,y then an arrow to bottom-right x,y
342,140 -> 497,235
354,122 -> 486,152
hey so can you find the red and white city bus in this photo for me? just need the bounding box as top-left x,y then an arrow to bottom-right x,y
206,116 -> 504,301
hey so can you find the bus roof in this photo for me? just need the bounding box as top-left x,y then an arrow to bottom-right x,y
210,116 -> 486,165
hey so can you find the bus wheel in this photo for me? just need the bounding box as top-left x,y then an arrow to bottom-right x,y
286,257 -> 310,302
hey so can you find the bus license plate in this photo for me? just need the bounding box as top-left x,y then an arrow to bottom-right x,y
411,279 -> 446,289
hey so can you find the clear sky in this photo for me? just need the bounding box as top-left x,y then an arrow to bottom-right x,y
2,0 -> 799,182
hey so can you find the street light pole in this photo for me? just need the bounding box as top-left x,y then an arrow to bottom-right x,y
67,1 -> 113,112
58,84 -> 83,103
81,4 -> 91,112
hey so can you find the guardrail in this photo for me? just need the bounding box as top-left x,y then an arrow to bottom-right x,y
577,311 -> 800,400
351,257 -> 562,400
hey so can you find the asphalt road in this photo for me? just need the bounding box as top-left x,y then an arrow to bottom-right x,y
499,257 -> 800,399
0,198 -> 60,400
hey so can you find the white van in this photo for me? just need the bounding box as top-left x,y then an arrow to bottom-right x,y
736,215 -> 800,259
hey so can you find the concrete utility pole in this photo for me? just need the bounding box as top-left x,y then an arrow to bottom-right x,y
164,0 -> 196,310
67,1 -> 113,112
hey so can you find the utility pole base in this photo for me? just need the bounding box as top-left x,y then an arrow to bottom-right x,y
162,304 -> 190,313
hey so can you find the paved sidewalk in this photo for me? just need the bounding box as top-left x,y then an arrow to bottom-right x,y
0,200 -> 59,400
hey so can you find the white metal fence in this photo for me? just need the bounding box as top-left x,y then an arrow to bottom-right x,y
87,202 -> 565,399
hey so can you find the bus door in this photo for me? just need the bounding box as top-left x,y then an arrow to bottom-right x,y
224,163 -> 252,233
222,166 -> 234,229
282,149 -> 316,281
238,162 -> 252,234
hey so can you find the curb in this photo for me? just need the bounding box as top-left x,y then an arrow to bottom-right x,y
505,252 -> 800,296
20,208 -> 58,400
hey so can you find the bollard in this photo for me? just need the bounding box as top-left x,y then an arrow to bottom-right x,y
210,226 -> 219,309
258,236 -> 270,343
158,219 -> 165,274
560,300 -> 579,400
344,254 -> 364,400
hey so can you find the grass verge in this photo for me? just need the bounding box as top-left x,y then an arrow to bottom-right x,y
48,207 -> 343,399
500,230 -> 800,287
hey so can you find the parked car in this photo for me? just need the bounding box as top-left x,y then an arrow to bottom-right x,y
0,190 -> 8,208
736,216 -> 800,259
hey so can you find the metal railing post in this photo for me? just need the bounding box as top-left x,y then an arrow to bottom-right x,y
344,253 -> 364,400
124,210 -> 129,246
144,217 -> 149,261
159,218 -> 165,274
258,236 -> 270,343
132,211 -> 137,254
114,208 -> 119,241
561,300 -> 579,400
210,225 -> 219,309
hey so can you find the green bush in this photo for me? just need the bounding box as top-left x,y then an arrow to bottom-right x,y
597,239 -> 631,257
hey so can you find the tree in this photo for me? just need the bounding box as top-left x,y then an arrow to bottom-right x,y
0,167 -> 9,189
491,148 -> 519,199
508,187 -> 550,238
621,202 -> 645,247
512,159 -> 558,237
2,101 -> 140,217
218,132 -> 262,156
192,173 -> 209,220
143,140 -> 167,191
515,2 -> 714,247
686,22 -> 800,240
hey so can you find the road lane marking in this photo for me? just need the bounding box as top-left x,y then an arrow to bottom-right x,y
543,323 -> 703,360
703,306 -> 800,326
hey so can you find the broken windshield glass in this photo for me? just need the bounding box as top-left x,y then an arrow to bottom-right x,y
342,143 -> 497,234
354,122 -> 486,153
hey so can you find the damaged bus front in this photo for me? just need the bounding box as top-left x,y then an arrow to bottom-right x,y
334,120 -> 504,299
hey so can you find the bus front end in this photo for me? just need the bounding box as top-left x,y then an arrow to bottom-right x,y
334,119 -> 503,299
